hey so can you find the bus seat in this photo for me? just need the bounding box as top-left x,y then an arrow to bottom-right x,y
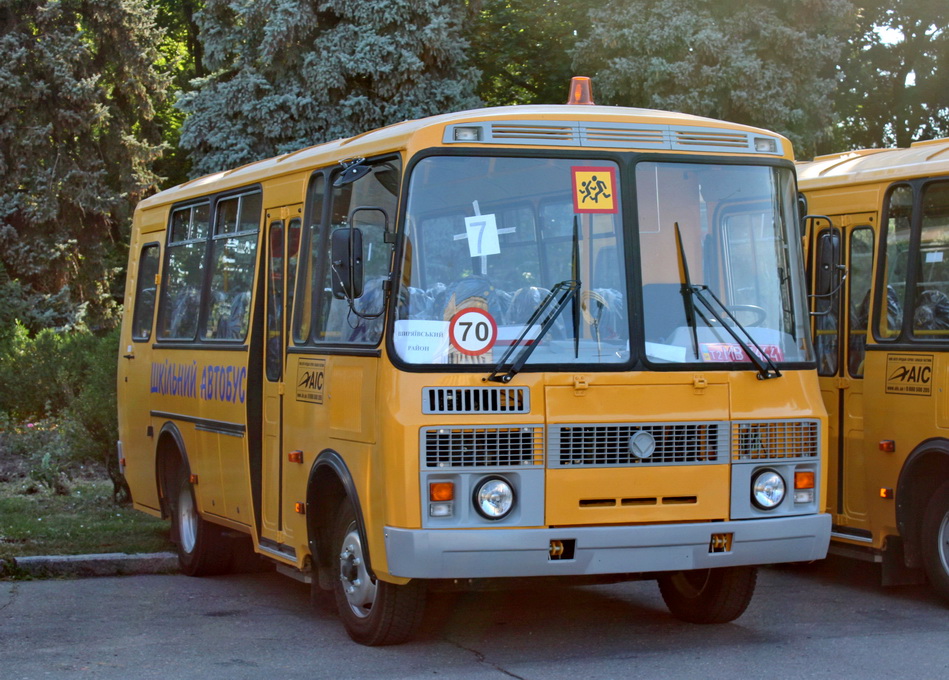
332,276 -> 387,343
914,289 -> 949,331
168,287 -> 200,338
642,283 -> 686,342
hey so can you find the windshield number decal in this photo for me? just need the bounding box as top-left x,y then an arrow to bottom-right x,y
464,213 -> 501,258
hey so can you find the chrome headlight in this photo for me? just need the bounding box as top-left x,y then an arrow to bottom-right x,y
751,469 -> 786,509
473,476 -> 515,520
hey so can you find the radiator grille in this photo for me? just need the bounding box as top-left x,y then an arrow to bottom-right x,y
732,420 -> 820,461
422,387 -> 529,414
549,422 -> 726,467
422,425 -> 544,468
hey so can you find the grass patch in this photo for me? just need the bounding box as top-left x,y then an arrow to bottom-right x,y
0,477 -> 171,560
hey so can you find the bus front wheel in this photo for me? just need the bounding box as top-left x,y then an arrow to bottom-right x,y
658,566 -> 757,624
332,501 -> 426,645
174,470 -> 231,577
921,481 -> 949,602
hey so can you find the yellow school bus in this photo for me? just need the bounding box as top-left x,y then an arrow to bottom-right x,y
798,138 -> 949,601
118,79 -> 830,645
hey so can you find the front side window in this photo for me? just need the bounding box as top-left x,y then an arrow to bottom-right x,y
911,181 -> 949,339
880,184 -> 912,339
295,159 -> 400,346
395,155 -> 629,366
638,162 -> 811,366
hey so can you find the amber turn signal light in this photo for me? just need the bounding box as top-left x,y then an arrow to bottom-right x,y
429,482 -> 454,502
794,470 -> 815,489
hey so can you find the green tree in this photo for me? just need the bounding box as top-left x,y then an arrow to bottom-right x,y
835,1 -> 949,149
0,0 -> 170,331
470,0 -> 595,106
573,0 -> 855,158
152,0 -> 207,187
178,0 -> 481,177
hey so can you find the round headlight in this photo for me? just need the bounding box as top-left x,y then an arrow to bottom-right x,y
473,476 -> 515,520
751,469 -> 786,509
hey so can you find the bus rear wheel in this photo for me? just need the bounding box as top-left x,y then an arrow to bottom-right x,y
921,481 -> 949,603
332,501 -> 426,645
173,470 -> 232,577
658,566 -> 757,624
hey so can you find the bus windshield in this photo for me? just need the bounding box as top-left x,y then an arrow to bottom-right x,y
394,155 -> 629,366
639,162 -> 812,366
393,155 -> 811,369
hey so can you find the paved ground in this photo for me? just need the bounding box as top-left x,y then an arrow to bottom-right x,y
2,555 -> 948,679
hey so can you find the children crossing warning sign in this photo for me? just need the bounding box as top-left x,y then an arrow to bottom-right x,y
572,166 -> 618,214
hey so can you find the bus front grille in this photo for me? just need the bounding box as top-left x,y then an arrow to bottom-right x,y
732,420 -> 820,460
422,386 -> 529,414
421,425 -> 544,468
548,422 -> 726,467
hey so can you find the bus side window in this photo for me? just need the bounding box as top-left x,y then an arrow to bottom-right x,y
294,174 -> 326,345
131,243 -> 161,341
847,227 -> 873,377
912,181 -> 949,338
880,184 -> 912,339
205,192 -> 262,341
158,202 -> 209,340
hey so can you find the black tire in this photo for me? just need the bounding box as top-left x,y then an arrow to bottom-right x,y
173,470 -> 232,577
658,566 -> 757,624
921,481 -> 949,603
332,501 -> 426,645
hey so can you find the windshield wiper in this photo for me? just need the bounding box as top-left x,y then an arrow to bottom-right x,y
674,224 -> 782,380
485,279 -> 580,383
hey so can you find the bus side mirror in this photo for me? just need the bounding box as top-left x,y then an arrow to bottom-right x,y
331,227 -> 364,300
815,229 -> 841,297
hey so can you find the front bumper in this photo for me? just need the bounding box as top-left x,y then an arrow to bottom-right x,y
384,513 -> 831,579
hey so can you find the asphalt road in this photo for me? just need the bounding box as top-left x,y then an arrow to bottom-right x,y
2,556 -> 947,680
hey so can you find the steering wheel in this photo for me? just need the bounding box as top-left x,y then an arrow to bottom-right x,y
725,304 -> 767,327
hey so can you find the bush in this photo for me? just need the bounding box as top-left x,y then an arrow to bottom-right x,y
0,326 -> 124,500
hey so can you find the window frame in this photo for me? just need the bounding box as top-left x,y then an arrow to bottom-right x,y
155,185 -> 263,347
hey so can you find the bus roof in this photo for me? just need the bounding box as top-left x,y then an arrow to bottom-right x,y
141,104 -> 794,210
797,138 -> 949,189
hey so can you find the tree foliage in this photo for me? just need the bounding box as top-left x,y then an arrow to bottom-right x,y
0,0 -> 169,331
836,1 -> 949,149
471,0 -> 595,106
573,0 -> 855,158
178,0 -> 481,177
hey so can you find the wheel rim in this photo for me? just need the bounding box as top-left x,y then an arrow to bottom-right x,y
338,523 -> 376,619
939,508 -> 949,576
670,569 -> 711,598
177,483 -> 198,555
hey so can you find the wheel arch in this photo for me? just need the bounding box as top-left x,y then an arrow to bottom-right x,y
896,438 -> 949,568
306,450 -> 371,583
155,421 -> 190,520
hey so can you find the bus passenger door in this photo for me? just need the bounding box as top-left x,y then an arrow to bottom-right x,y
261,205 -> 303,542
813,219 -> 875,534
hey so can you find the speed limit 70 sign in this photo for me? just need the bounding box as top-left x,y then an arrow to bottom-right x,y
448,308 -> 498,356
